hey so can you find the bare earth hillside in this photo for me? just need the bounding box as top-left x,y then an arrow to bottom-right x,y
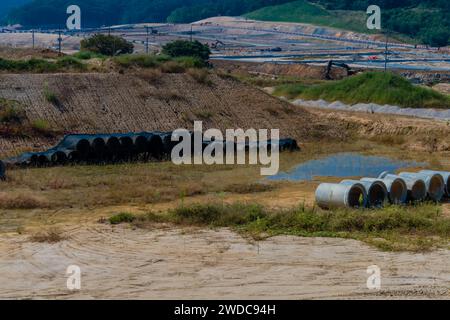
0,72 -> 344,157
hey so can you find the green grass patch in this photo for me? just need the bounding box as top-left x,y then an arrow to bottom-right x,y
0,56 -> 86,73
114,54 -> 171,68
109,212 -> 136,225
274,72 -> 450,109
114,54 -> 206,71
43,84 -> 60,105
116,202 -> 450,252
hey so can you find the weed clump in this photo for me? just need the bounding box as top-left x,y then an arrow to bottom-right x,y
109,212 -> 136,225
30,228 -> 66,243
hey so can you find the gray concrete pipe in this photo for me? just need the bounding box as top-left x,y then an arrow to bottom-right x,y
419,170 -> 450,197
397,172 -> 445,202
341,179 -> 388,207
315,182 -> 367,209
377,172 -> 427,202
366,174 -> 408,204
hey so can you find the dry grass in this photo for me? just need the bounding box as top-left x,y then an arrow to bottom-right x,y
29,228 -> 66,243
153,89 -> 187,101
187,68 -> 212,85
369,135 -> 406,146
136,68 -> 163,84
1,161 -> 261,210
192,109 -> 214,120
223,183 -> 275,194
160,61 -> 185,74
0,192 -> 49,209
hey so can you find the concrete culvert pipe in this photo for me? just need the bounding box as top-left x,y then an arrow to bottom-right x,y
30,154 -> 39,166
398,172 -> 445,202
0,160 -> 5,180
37,153 -> 50,166
373,173 -> 408,204
50,151 -> 68,164
76,139 -> 91,157
90,137 -> 107,160
343,179 -> 388,207
148,135 -> 164,158
278,138 -> 300,152
67,151 -> 80,162
376,173 -> 426,203
133,135 -> 148,154
419,170 -> 450,197
315,182 -> 367,209
119,136 -> 134,150
161,132 -> 180,155
106,136 -> 121,152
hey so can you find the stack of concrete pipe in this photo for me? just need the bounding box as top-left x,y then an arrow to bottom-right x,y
0,132 -> 300,179
315,170 -> 449,209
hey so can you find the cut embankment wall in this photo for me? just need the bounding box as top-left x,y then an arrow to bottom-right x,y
0,72 -> 344,157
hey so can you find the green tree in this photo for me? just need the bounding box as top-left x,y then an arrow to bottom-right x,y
162,40 -> 211,61
420,28 -> 450,48
80,34 -> 134,56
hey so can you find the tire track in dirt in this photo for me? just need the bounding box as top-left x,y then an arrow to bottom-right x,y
0,224 -> 449,299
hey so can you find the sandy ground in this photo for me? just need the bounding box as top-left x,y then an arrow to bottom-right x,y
0,223 -> 449,300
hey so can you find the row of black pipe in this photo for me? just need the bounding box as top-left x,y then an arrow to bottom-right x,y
1,132 -> 300,170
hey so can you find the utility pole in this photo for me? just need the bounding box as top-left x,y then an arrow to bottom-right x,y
58,29 -> 62,54
32,29 -> 35,49
190,24 -> 193,42
384,31 -> 388,72
145,26 -> 149,54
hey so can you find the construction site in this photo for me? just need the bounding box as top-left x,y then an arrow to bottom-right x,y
0,14 -> 449,300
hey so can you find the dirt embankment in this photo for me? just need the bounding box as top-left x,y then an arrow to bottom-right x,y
309,108 -> 450,152
213,60 -> 349,80
0,71 -> 346,157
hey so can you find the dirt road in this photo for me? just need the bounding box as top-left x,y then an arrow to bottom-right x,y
0,223 -> 449,300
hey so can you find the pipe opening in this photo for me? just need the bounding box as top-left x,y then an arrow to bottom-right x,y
37,154 -> 49,166
389,180 -> 405,204
51,151 -> 67,164
92,137 -> 106,151
106,137 -> 120,151
76,139 -> 90,155
68,151 -> 80,161
134,136 -> 148,153
120,136 -> 133,148
0,160 -> 5,179
148,135 -> 164,157
347,185 -> 365,208
428,176 -> 444,201
410,181 -> 427,201
30,154 -> 39,165
368,184 -> 386,207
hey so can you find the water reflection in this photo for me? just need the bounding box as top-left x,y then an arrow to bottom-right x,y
269,153 -> 424,181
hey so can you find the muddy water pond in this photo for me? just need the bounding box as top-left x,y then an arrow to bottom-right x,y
270,153 -> 424,181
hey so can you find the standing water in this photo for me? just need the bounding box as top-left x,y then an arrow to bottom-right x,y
269,153 -> 424,181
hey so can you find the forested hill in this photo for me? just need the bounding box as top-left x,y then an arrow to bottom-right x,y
0,0 -> 30,18
248,0 -> 450,47
4,0 -> 293,27
3,0 -> 450,46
